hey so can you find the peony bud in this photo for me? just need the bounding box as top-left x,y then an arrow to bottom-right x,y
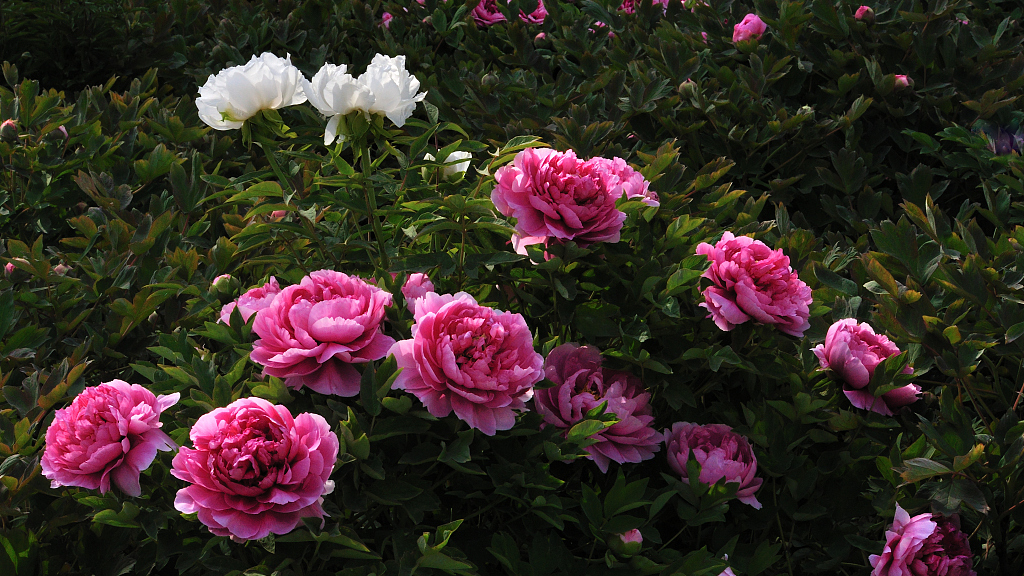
608,529 -> 643,557
53,263 -> 70,276
855,6 -> 874,23
678,79 -> 698,98
894,74 -> 914,89
4,262 -> 14,276
0,119 -> 17,142
732,13 -> 767,43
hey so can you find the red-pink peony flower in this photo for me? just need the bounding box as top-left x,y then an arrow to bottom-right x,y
535,344 -> 662,472
401,272 -> 435,313
389,291 -> 544,435
472,0 -> 547,27
664,422 -> 763,508
492,148 -> 630,252
250,270 -> 394,396
41,380 -> 179,497
812,318 -> 920,416
732,13 -> 767,42
171,397 -> 339,541
695,232 -> 812,337
219,276 -> 282,324
587,156 -> 660,207
869,504 -> 976,576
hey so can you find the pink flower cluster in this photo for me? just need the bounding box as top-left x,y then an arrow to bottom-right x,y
869,504 -> 976,576
695,232 -> 812,337
813,318 -> 920,416
389,291 -> 544,435
491,148 -> 655,253
41,381 -> 179,496
250,270 -> 394,396
472,0 -> 547,27
664,422 -> 763,508
535,344 -> 662,472
171,397 -> 339,541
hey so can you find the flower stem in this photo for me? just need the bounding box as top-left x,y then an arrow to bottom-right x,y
359,140 -> 390,272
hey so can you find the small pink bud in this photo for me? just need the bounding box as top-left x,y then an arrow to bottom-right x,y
609,529 -> 643,556
53,263 -> 70,276
270,210 -> 288,219
894,74 -> 913,89
535,32 -> 546,41
732,13 -> 767,43
0,119 -> 17,142
855,6 -> 874,23
4,262 -> 14,276
382,12 -> 393,28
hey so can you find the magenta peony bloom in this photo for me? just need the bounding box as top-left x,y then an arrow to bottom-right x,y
812,318 -> 920,416
895,74 -> 914,89
492,148 -> 631,252
401,272 -> 435,313
869,504 -> 976,576
250,270 -> 394,396
732,13 -> 767,42
41,381 -> 179,497
389,291 -> 544,435
587,156 -> 659,207
535,344 -> 662,472
855,5 -> 874,22
219,276 -> 282,324
472,0 -> 547,27
664,422 -> 763,508
695,232 -> 812,337
171,397 -> 339,541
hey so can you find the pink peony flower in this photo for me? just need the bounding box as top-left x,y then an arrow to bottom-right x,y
609,528 -> 643,556
664,422 -> 763,508
732,13 -> 767,42
250,270 -> 394,396
492,148 -> 630,252
3,261 -> 13,276
812,318 -> 920,416
472,0 -> 547,27
41,381 -> 179,496
869,504 -> 976,576
0,118 -> 16,142
695,232 -> 812,337
895,74 -> 914,89
535,344 -> 662,472
382,11 -> 393,28
389,291 -> 544,435
219,276 -> 282,324
587,156 -> 659,207
171,397 -> 339,541
401,272 -> 435,313
855,5 -> 874,22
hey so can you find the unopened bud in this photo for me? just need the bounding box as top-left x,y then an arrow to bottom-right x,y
0,119 -> 17,142
608,529 -> 643,557
855,6 -> 874,24
678,79 -> 698,98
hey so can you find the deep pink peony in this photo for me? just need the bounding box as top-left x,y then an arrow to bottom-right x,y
492,148 -> 631,252
41,381 -> 179,497
535,344 -> 662,472
472,0 -> 547,27
695,232 -> 812,337
587,156 -> 659,207
812,318 -> 920,416
401,272 -> 435,313
389,291 -> 544,435
664,422 -> 763,509
219,276 -> 282,324
869,504 -> 976,576
732,13 -> 767,42
171,397 -> 339,541
250,270 -> 394,396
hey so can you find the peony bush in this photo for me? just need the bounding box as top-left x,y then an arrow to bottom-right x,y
2,1 -> 1023,575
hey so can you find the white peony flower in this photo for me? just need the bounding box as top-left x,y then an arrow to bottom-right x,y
424,150 -> 473,179
302,63 -> 376,144
358,54 -> 427,128
196,53 -> 308,130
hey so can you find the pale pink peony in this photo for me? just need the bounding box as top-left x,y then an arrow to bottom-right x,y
219,276 -> 282,324
719,569 -> 737,576
492,148 -> 629,252
732,13 -> 767,42
587,156 -> 659,207
41,381 -> 179,497
472,0 -> 547,26
695,232 -> 812,337
250,270 -> 394,396
401,272 -> 435,313
869,505 -> 976,576
171,397 -> 339,541
812,318 -> 920,416
389,291 -> 544,435
895,74 -> 913,89
535,344 -> 662,472
664,422 -> 763,509
855,6 -> 874,22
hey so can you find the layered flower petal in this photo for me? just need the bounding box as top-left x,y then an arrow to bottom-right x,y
196,53 -> 307,130
664,422 -> 763,509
